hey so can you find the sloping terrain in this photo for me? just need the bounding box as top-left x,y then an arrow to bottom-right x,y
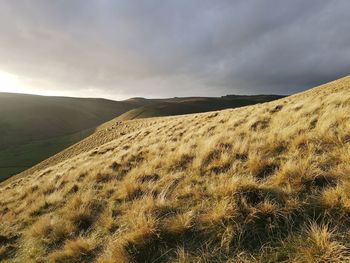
1,76 -> 350,262
0,93 -> 281,182
0,93 -> 148,181
2,94 -> 282,184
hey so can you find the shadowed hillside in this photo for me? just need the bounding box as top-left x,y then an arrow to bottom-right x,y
117,95 -> 284,121
0,93 -> 147,181
1,76 -> 350,262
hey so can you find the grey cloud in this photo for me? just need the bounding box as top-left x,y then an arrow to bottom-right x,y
0,0 -> 349,99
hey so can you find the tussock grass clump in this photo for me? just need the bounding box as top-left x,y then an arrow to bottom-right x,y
1,76 -> 350,262
264,223 -> 350,263
64,194 -> 105,233
48,237 -> 99,263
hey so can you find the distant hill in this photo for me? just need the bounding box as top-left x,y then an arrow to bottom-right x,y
117,95 -> 284,121
0,93 -> 147,181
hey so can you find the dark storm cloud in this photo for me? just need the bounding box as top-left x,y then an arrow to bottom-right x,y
0,0 -> 349,99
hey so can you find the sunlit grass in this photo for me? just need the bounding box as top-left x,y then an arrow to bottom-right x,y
1,76 -> 350,262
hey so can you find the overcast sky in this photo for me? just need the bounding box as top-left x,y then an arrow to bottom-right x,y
0,0 -> 349,100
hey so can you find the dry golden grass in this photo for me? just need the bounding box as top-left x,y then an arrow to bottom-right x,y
1,76 -> 350,262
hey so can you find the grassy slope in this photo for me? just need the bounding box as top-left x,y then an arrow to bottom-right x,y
0,93 -> 149,181
2,95 -> 283,185
1,77 -> 350,262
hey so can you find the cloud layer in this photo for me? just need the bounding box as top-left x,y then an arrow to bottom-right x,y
0,0 -> 349,99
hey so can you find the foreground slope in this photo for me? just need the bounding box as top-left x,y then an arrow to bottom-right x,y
1,76 -> 350,262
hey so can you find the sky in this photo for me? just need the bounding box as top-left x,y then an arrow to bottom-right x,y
0,0 -> 349,100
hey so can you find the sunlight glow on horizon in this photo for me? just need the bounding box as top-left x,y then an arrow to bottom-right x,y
0,70 -> 93,98
0,70 -> 29,94
0,70 -> 61,97
0,68 -> 195,101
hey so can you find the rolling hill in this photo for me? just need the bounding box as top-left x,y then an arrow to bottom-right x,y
116,95 -> 283,121
1,76 -> 350,262
0,93 -> 282,182
0,93 -> 147,181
